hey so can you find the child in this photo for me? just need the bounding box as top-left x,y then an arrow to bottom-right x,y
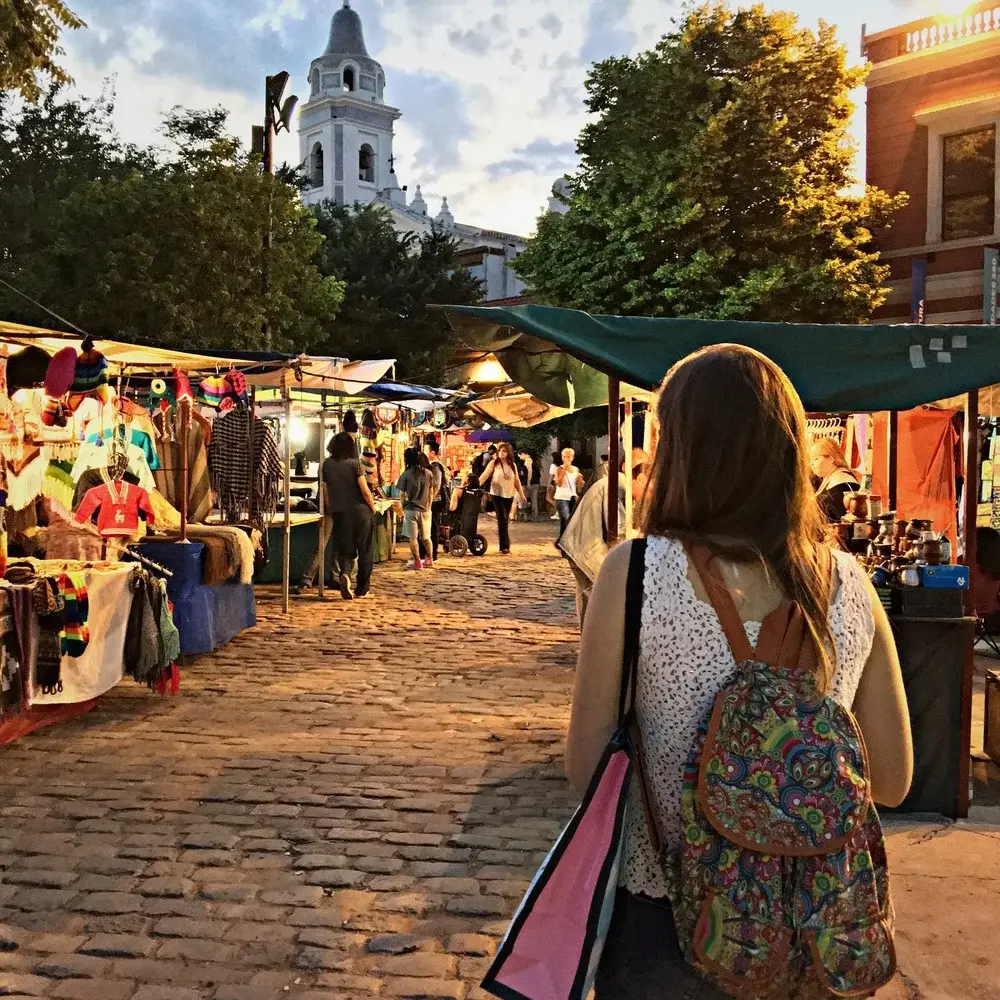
396,448 -> 435,570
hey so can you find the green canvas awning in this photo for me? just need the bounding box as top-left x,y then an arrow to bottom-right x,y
438,304 -> 1000,412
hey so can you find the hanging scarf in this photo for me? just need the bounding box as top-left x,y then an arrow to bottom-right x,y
33,577 -> 65,695
57,572 -> 90,658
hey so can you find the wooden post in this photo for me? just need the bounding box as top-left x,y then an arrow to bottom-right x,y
623,396 -> 634,538
607,379 -> 621,544
958,389 -> 980,819
318,409 -> 326,600
282,389 -> 292,615
179,400 -> 189,543
887,411 -> 899,513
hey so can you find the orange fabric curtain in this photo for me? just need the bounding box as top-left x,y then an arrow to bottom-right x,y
870,408 -> 958,550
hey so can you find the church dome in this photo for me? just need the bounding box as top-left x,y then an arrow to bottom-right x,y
326,1 -> 371,59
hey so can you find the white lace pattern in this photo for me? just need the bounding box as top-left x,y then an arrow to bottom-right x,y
621,537 -> 875,899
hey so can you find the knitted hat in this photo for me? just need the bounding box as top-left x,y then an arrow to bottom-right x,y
71,338 -> 109,394
174,369 -> 193,402
44,347 -> 78,398
7,346 -> 52,392
198,375 -> 227,408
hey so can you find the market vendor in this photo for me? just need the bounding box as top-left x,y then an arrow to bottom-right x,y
810,437 -> 860,523
559,449 -> 648,626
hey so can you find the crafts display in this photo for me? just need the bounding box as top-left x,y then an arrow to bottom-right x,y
837,502 -> 968,616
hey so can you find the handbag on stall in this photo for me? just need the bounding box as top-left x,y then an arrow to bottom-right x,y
481,540 -> 647,1000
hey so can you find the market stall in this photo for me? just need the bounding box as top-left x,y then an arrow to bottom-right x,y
0,324 -> 270,727
439,303 -> 1000,819
240,367 -> 459,605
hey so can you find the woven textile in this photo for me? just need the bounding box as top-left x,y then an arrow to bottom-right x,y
153,407 -> 211,523
208,409 -> 281,529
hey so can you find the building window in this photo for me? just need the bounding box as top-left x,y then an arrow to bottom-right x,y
359,144 -> 375,183
311,143 -> 324,188
343,67 -> 355,92
942,126 -> 996,241
310,69 -> 320,96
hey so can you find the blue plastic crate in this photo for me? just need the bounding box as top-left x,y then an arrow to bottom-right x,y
920,565 -> 970,589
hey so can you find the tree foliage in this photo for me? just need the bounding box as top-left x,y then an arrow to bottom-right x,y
0,0 -> 84,102
516,3 -> 905,323
310,201 -> 482,381
0,89 -> 344,352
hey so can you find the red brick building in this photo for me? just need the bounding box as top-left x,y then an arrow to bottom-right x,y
866,4 -> 1000,323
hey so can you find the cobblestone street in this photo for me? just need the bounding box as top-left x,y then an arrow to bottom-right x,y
0,520 -> 998,1000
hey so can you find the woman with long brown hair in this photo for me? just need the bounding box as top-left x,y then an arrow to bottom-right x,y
480,442 -> 527,555
565,345 -> 912,999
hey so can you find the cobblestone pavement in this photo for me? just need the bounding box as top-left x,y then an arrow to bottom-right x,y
0,520 -> 998,1000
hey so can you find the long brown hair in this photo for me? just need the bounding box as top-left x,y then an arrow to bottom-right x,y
642,344 -> 834,687
496,442 -> 517,473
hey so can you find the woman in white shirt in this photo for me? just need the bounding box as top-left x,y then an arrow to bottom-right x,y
565,345 -> 912,999
553,447 -> 581,541
480,443 -> 526,555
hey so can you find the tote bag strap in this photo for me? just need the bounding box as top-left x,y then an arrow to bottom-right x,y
617,538 -> 648,727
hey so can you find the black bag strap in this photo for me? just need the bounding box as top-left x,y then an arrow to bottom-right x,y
617,538 -> 648,727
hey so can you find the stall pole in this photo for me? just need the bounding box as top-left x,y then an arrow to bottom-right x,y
282,388 -> 292,615
623,396 -> 634,538
887,411 -> 898,513
608,379 -> 621,544
248,387 -> 257,526
958,389 -> 980,819
179,400 -> 189,543
317,408 -> 326,601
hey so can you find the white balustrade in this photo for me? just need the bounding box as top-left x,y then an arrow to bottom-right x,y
903,6 -> 1000,53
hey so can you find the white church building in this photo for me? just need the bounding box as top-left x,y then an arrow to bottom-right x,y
298,1 -> 530,303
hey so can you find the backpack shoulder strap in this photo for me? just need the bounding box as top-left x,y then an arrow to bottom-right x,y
617,538 -> 648,727
686,544 -> 755,663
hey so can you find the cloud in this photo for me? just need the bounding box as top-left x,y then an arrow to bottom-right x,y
388,70 -> 474,180
447,28 -> 492,56
485,138 -> 579,180
582,0 -> 636,64
539,12 -> 564,39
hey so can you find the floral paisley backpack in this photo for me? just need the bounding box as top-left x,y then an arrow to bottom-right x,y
637,545 -> 896,1000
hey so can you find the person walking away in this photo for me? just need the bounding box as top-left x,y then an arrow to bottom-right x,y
547,450 -> 562,520
554,447 -> 581,541
559,449 -> 648,625
397,448 -> 435,570
514,451 -> 531,521
424,440 -> 450,561
810,436 -> 861,523
479,443 -> 526,555
296,432 -> 377,599
520,451 -> 540,520
330,432 -> 378,600
565,344 -> 912,1000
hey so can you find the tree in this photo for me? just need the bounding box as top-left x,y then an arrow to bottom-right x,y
310,201 -> 481,380
0,90 -> 344,352
0,0 -> 84,102
515,3 -> 905,323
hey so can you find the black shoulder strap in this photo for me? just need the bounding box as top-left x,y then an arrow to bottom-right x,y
617,538 -> 648,727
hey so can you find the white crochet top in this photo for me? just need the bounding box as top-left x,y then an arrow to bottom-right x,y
621,537 -> 875,899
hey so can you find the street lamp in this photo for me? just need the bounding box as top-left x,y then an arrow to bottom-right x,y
254,72 -> 298,349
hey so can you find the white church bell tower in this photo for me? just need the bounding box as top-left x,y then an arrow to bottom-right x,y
298,1 -> 401,207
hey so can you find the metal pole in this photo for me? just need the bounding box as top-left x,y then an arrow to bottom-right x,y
959,388 -> 979,818
180,400 -> 189,543
282,388 -> 292,614
607,379 -> 621,544
623,396 -> 634,538
262,78 -> 275,351
318,409 -> 326,600
248,387 -> 257,525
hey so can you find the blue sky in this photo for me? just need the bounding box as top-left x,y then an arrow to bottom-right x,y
60,0 -> 948,236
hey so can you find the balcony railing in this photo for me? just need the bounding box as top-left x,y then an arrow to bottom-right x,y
865,4 -> 1000,63
903,6 -> 1000,54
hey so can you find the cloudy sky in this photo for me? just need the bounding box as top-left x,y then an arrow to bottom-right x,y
60,0 -> 957,237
